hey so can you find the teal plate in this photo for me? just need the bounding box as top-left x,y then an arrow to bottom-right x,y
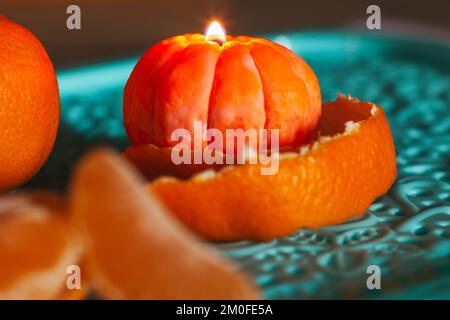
26,31 -> 450,299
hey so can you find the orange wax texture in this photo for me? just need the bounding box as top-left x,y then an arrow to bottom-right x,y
123,34 -> 321,149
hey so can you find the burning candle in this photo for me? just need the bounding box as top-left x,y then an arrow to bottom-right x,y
122,22 -> 396,243
123,21 -> 321,154
205,21 -> 226,45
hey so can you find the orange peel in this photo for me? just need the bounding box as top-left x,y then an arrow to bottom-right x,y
124,144 -> 227,180
0,193 -> 84,299
69,149 -> 261,299
148,95 -> 397,241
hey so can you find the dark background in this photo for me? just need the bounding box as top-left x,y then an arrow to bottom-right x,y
1,0 -> 449,67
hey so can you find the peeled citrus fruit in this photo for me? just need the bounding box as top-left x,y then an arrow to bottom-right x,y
0,16 -> 60,192
69,149 -> 261,299
0,193 -> 84,299
149,95 -> 397,241
122,31 -> 326,191
123,34 -> 321,149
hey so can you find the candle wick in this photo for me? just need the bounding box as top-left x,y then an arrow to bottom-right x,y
208,38 -> 224,46
205,21 -> 226,46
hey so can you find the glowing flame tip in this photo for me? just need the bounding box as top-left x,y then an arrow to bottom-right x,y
205,21 -> 226,45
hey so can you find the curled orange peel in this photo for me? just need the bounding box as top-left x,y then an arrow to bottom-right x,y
136,95 -> 397,241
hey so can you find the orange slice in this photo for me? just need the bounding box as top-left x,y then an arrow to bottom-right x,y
149,95 -> 397,241
69,149 -> 261,299
0,193 -> 84,299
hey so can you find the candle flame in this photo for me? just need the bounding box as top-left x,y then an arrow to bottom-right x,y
205,21 -> 226,45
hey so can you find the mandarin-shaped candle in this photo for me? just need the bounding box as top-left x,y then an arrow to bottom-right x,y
121,22 -> 397,241
124,22 -> 321,149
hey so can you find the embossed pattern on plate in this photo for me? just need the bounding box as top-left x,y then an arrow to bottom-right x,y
25,32 -> 450,299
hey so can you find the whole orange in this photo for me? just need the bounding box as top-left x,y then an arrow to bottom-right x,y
0,16 -> 59,192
